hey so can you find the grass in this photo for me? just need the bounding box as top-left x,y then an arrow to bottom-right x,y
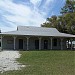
0,50 -> 75,75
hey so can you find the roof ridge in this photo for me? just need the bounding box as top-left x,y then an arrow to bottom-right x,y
17,26 -> 57,30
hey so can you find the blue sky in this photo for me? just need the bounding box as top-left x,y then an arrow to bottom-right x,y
0,0 -> 65,32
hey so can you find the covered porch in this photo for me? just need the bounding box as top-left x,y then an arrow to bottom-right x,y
0,35 -> 74,50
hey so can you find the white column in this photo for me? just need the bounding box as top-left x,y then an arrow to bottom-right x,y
61,38 -> 63,50
26,37 -> 29,50
67,40 -> 69,49
13,36 -> 16,50
1,36 -> 3,50
71,39 -> 72,50
51,37 -> 53,50
69,40 -> 70,48
39,37 -> 41,50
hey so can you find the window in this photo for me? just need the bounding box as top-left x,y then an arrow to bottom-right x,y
53,39 -> 57,46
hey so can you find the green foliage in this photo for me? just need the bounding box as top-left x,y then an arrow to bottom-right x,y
41,0 -> 75,34
64,13 -> 75,34
41,15 -> 59,28
61,0 -> 75,14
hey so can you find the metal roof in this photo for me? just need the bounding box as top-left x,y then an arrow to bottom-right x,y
0,26 -> 75,37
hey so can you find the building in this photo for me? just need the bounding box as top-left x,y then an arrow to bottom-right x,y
0,26 -> 75,50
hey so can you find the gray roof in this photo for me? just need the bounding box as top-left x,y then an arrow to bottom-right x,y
0,26 -> 75,37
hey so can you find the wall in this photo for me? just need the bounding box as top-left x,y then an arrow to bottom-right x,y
2,36 -> 14,50
2,36 -> 67,50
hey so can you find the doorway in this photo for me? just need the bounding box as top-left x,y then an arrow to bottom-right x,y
44,40 -> 48,49
19,39 -> 23,49
35,40 -> 39,49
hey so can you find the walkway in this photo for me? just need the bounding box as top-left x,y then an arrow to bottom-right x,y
0,51 -> 25,73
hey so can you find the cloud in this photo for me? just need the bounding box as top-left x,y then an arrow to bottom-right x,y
37,0 -> 55,17
45,0 -> 54,6
0,0 -> 65,32
0,0 -> 46,32
30,0 -> 42,5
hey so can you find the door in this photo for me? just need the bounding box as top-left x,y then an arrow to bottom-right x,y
44,40 -> 48,49
35,40 -> 39,49
19,39 -> 23,49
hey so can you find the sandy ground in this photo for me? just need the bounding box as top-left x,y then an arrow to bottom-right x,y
0,51 -> 25,73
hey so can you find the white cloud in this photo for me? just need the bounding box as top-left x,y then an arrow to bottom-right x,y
0,0 -> 46,32
30,0 -> 42,5
38,0 -> 55,17
0,0 -> 63,32
45,0 -> 54,6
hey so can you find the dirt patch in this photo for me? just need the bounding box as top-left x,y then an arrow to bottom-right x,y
0,51 -> 25,73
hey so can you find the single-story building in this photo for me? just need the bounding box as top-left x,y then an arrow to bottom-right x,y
0,26 -> 75,50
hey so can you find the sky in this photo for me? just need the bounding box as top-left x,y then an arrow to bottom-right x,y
0,0 -> 65,32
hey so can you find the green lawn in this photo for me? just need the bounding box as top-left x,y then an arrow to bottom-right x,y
0,51 -> 75,75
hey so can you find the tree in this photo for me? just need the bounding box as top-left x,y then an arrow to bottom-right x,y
58,13 -> 75,34
41,15 -> 58,28
65,13 -> 75,34
61,0 -> 75,14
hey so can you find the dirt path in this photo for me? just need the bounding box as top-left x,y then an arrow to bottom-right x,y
0,51 -> 25,73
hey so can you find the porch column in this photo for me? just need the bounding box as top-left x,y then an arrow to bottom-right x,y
67,40 -> 69,49
68,40 -> 70,48
13,36 -> 16,50
26,37 -> 30,50
71,39 -> 72,50
39,37 -> 41,50
61,38 -> 63,50
1,35 -> 3,50
51,37 -> 53,50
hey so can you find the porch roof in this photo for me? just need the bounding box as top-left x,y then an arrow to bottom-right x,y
0,26 -> 75,38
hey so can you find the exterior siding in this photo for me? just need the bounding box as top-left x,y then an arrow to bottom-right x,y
2,36 -> 14,50
63,39 -> 67,50
29,38 -> 35,50
29,37 -> 39,50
